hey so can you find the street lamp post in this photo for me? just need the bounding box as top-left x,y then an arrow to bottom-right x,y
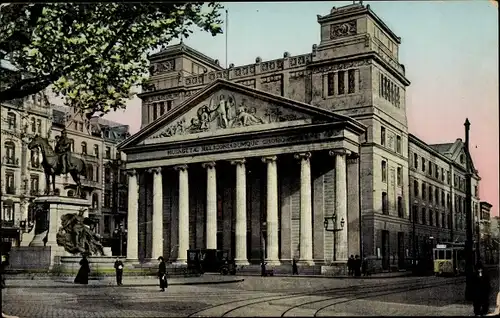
323,214 -> 345,261
464,118 -> 474,301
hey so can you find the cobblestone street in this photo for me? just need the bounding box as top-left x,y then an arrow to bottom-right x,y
2,274 -> 493,317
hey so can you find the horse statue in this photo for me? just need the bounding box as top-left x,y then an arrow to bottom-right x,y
27,134 -> 87,196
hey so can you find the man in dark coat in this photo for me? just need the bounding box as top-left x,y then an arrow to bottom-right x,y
354,255 -> 361,277
292,258 -> 299,275
472,262 -> 491,316
114,257 -> 124,286
158,256 -> 167,292
261,259 -> 267,277
348,255 -> 355,276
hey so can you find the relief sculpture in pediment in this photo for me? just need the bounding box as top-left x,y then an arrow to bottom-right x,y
152,92 -> 306,139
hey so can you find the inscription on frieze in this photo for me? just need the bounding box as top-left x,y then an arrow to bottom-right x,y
150,129 -> 341,157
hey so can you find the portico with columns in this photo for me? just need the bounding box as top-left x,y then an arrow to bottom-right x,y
118,79 -> 365,268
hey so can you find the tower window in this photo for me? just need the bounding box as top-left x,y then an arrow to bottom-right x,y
337,71 -> 345,95
348,69 -> 355,94
381,127 -> 386,146
327,73 -> 335,96
381,160 -> 387,182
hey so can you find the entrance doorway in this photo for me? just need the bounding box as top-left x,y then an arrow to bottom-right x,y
382,230 -> 389,270
397,232 -> 405,269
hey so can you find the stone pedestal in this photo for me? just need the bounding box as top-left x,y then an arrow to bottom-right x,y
28,196 -> 91,268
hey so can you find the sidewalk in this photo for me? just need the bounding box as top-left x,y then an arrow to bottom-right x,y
226,270 -> 414,279
3,275 -> 244,288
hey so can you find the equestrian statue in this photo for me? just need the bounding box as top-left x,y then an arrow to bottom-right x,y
28,129 -> 87,196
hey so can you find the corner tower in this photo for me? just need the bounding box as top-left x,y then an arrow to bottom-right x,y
309,2 -> 412,267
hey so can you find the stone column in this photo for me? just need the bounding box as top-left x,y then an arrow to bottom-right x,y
330,149 -> 350,261
231,159 -> 249,265
175,165 -> 189,263
202,161 -> 217,250
294,152 -> 314,265
262,156 -> 280,265
149,167 -> 163,260
126,169 -> 139,261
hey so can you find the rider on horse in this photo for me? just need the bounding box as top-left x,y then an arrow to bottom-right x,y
55,129 -> 74,174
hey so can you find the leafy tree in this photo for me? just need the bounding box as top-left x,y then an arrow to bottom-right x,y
0,3 -> 223,118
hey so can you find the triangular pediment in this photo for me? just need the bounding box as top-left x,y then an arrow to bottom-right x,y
120,80 -> 358,148
449,139 -> 477,172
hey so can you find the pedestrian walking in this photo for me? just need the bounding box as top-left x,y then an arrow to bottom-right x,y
472,262 -> 491,316
292,258 -> 299,275
158,256 -> 167,292
362,255 -> 368,276
348,255 -> 355,276
354,255 -> 361,277
74,253 -> 90,285
114,257 -> 124,286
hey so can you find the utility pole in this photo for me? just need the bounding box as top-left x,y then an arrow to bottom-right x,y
464,118 -> 474,301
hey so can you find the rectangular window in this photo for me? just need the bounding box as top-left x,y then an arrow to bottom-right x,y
421,207 -> 426,225
422,183 -> 426,200
104,215 -> 110,233
428,163 -> 432,175
337,71 -> 345,95
441,168 -> 444,181
37,119 -> 42,134
395,87 -> 400,107
429,210 -> 433,226
390,82 -> 394,103
381,127 -> 386,146
441,213 -> 446,229
105,147 -> 111,159
435,164 -> 439,178
441,190 -> 445,206
6,172 -> 15,194
422,158 -> 426,172
159,101 -> 165,116
348,69 -> 355,94
447,171 -> 450,184
104,191 -> 111,208
327,73 -> 335,96
94,145 -> 99,158
413,180 -> 419,196
379,73 -> 383,96
30,175 -> 39,195
382,192 -> 388,215
167,100 -> 173,111
396,136 -> 401,153
397,196 -> 404,218
413,153 -> 418,169
397,167 -> 402,186
429,185 -> 433,202
381,160 -> 387,182
7,113 -> 16,130
153,104 -> 158,121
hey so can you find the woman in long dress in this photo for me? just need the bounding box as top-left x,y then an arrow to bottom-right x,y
74,254 -> 90,284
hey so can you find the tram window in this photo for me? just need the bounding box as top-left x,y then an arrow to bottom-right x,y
445,250 -> 452,259
438,250 -> 445,259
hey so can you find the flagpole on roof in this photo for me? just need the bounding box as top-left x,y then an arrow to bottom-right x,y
225,9 -> 228,69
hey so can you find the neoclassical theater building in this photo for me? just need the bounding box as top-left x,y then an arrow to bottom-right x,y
119,3 -> 482,270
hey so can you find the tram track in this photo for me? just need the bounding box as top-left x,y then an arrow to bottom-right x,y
188,276 -> 462,317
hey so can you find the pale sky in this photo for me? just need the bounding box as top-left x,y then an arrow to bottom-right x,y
104,1 -> 499,216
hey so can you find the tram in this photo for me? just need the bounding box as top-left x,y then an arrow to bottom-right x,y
433,242 -> 475,276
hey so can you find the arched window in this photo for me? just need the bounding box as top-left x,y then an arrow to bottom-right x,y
87,164 -> 94,181
7,112 -> 16,129
69,139 -> 75,152
92,193 -> 99,209
4,141 -> 15,164
31,117 -> 36,133
67,190 -> 75,197
81,141 -> 87,154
